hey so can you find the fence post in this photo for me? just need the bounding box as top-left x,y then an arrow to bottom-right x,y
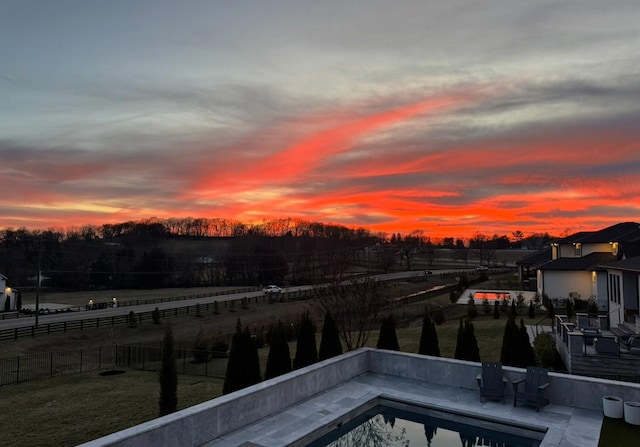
80,349 -> 83,373
16,356 -> 20,384
50,352 -> 53,377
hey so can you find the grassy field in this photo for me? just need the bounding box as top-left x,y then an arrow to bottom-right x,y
1,370 -> 223,447
18,285 -> 253,308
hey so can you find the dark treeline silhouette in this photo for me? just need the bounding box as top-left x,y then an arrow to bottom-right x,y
0,218 -> 552,292
0,218 -> 380,291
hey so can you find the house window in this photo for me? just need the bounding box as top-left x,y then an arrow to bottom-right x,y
574,243 -> 582,257
608,273 -> 622,304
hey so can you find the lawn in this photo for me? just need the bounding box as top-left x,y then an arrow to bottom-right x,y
599,416 -> 640,447
1,370 -> 223,447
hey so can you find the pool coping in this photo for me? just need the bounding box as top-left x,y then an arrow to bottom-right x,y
203,371 -> 599,447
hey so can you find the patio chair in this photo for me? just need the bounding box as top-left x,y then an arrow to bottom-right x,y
513,367 -> 550,412
621,335 -> 640,355
476,362 -> 508,403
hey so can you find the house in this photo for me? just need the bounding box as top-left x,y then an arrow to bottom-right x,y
516,247 -> 552,291
0,273 -> 20,312
599,256 -> 640,330
517,222 -> 640,316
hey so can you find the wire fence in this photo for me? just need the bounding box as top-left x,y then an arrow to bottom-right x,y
0,344 -> 249,387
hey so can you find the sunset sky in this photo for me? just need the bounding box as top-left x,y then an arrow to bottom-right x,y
2,1 -> 639,239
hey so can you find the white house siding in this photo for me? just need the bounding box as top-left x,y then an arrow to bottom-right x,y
582,243 -> 612,257
541,270 -> 592,301
0,276 -> 6,311
557,242 -> 612,259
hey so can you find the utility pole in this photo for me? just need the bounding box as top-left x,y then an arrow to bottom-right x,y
35,245 -> 41,328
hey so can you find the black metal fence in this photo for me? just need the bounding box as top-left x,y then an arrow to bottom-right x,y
1,346 -> 113,386
0,344 -> 245,387
12,287 -> 257,317
0,289 -> 317,342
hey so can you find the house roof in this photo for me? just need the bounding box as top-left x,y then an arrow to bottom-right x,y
0,273 -> 7,280
621,242 -> 640,259
556,231 -> 593,244
600,256 -> 640,273
538,251 -> 616,271
516,248 -> 552,266
556,222 -> 640,244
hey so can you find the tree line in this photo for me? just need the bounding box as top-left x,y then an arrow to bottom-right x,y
0,218 -> 554,292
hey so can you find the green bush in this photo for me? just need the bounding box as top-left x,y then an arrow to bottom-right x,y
482,298 -> 491,316
534,332 -> 555,368
466,298 -> 478,320
127,310 -> 137,328
211,336 -> 229,357
152,307 -> 161,324
192,330 -> 209,363
431,306 -> 445,325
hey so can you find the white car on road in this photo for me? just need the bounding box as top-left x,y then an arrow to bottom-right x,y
262,285 -> 282,293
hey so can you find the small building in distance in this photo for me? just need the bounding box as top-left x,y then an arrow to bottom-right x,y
0,273 -> 21,311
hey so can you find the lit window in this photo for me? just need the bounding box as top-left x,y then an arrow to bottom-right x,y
574,243 -> 582,257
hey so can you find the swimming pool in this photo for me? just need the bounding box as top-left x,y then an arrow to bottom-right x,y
306,399 -> 545,447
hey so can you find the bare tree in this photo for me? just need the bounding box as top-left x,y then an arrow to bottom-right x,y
453,246 -> 471,268
314,275 -> 389,351
328,414 -> 409,446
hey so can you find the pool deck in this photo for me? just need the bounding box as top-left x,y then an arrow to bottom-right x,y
203,372 -> 601,447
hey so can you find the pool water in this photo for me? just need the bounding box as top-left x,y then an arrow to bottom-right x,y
306,405 -> 544,447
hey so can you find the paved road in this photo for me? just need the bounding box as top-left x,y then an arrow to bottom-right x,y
0,269 -> 470,331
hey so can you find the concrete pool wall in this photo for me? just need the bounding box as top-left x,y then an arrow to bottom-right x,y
79,348 -> 640,447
